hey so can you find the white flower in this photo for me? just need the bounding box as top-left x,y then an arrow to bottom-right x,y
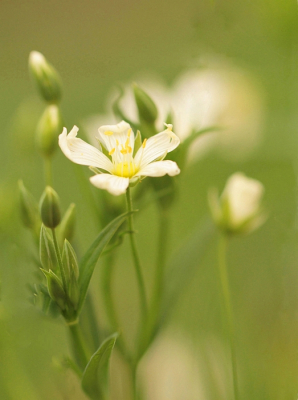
59,121 -> 180,196
209,172 -> 266,234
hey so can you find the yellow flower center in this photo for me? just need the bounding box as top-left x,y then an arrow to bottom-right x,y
114,162 -> 138,178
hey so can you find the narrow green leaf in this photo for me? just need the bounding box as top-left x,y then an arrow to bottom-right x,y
78,212 -> 130,313
81,333 -> 118,400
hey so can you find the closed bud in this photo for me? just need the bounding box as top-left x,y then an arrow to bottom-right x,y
133,83 -> 158,124
18,180 -> 40,233
62,240 -> 79,308
208,172 -> 266,235
29,51 -> 62,104
36,105 -> 63,157
39,224 -> 56,271
39,186 -> 61,228
59,203 -> 76,243
41,269 -> 67,310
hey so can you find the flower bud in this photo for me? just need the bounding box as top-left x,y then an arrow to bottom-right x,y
62,240 -> 79,308
18,180 -> 40,232
39,186 -> 61,228
36,105 -> 63,157
28,51 -> 62,104
42,269 -> 67,310
59,203 -> 76,243
208,172 -> 266,235
39,224 -> 56,271
133,83 -> 158,124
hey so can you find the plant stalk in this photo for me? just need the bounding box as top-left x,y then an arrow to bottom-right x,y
218,234 -> 239,400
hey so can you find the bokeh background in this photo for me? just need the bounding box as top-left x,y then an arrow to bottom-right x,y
1,0 -> 298,399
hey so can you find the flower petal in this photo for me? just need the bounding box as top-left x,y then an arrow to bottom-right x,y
134,126 -> 180,168
90,174 -> 129,196
97,121 -> 134,153
59,126 -> 113,172
135,160 -> 180,177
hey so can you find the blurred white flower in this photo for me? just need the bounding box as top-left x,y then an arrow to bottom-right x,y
139,332 -> 234,400
59,121 -> 180,196
209,172 -> 266,234
83,61 -> 264,164
139,333 -> 206,400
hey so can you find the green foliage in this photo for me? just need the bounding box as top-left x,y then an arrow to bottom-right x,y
81,333 -> 118,400
78,212 -> 131,313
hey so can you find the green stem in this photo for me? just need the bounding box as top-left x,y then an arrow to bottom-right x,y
102,253 -> 119,330
138,209 -> 169,358
218,234 -> 239,400
68,322 -> 90,370
125,187 -> 147,320
44,157 -> 53,187
51,228 -> 67,292
151,208 -> 168,329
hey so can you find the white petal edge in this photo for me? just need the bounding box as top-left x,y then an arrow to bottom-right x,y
90,174 -> 129,196
97,121 -> 134,152
59,126 -> 113,173
134,127 -> 180,169
135,160 -> 180,177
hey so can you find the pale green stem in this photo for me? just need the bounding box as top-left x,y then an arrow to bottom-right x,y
218,234 -> 239,400
102,253 -> 133,364
51,228 -> 67,292
138,208 -> 169,357
151,208 -> 168,329
68,322 -> 90,370
44,157 -> 53,187
125,187 -> 147,320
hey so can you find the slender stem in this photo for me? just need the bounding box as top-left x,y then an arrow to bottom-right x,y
138,209 -> 169,358
51,228 -> 67,292
68,322 -> 90,370
218,234 -> 239,400
151,208 -> 168,329
44,157 -> 53,187
102,253 -> 119,330
125,187 -> 147,319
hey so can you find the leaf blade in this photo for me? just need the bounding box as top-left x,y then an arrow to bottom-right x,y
81,333 -> 118,400
77,212 -> 130,313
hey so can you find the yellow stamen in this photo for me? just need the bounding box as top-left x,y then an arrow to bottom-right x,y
127,146 -> 132,153
127,128 -> 132,137
116,139 -> 119,146
142,138 -> 147,148
120,149 -> 128,154
104,130 -> 114,136
109,148 -> 115,155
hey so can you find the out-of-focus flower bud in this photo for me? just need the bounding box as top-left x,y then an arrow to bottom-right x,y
39,186 -> 61,228
18,180 -> 41,234
62,240 -> 79,308
39,224 -> 56,271
133,83 -> 158,125
41,269 -> 67,310
36,105 -> 63,157
28,51 -> 62,104
58,203 -> 76,243
208,172 -> 266,235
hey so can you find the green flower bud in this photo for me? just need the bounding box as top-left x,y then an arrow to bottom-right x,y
28,51 -> 62,104
39,224 -> 56,271
62,240 -> 79,308
133,83 -> 158,124
59,203 -> 76,243
18,180 -> 41,233
41,269 -> 67,310
36,105 -> 63,157
39,186 -> 61,228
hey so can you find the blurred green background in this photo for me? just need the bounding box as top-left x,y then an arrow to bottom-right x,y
1,0 -> 298,399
